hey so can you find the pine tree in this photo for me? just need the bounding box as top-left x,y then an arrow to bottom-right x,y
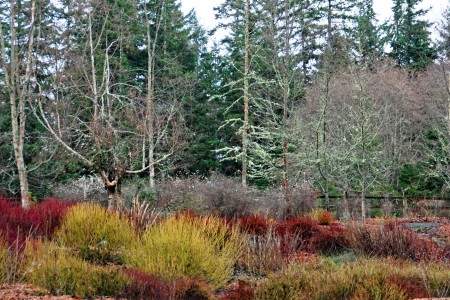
354,0 -> 383,66
295,0 -> 326,82
437,6 -> 450,60
184,45 -> 225,176
390,0 -> 436,70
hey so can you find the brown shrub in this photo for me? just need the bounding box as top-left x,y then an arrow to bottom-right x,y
220,280 -> 255,300
137,176 -> 318,218
346,221 -> 445,261
238,229 -> 286,276
174,278 -> 213,300
156,175 -> 250,217
317,210 -> 337,225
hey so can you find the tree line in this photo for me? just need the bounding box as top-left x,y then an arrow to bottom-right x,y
0,0 -> 449,214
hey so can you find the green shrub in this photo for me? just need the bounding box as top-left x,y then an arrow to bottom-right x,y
256,266 -> 307,300
126,213 -> 243,289
351,283 -> 407,300
26,241 -> 127,298
57,203 -> 138,264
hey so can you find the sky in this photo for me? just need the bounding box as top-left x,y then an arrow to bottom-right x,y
180,0 -> 449,43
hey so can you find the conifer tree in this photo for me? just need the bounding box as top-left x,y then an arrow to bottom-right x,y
390,0 -> 436,70
354,0 -> 383,66
437,6 -> 450,60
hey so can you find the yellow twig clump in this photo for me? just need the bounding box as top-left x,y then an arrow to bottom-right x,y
126,213 -> 243,289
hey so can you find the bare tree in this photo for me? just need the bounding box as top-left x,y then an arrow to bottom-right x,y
0,0 -> 36,208
35,0 -> 187,210
142,0 -> 164,190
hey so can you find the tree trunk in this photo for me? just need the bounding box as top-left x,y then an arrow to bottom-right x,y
147,30 -> 155,190
149,145 -> 155,189
324,184 -> 330,211
144,0 -> 163,191
106,183 -> 123,212
242,0 -> 250,195
0,0 -> 36,209
361,191 -> 366,223
9,85 -> 30,209
327,0 -> 332,48
16,154 -> 30,208
342,191 -> 350,220
447,72 -> 450,135
402,192 -> 408,217
282,0 -> 291,218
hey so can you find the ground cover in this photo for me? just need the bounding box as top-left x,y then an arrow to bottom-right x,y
0,197 -> 448,299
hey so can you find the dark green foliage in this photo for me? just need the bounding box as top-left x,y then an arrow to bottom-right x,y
389,0 -> 437,70
0,0 -> 448,203
436,6 -> 450,59
182,46 -> 227,176
354,0 -> 383,66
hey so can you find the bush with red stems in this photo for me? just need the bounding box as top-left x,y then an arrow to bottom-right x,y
238,215 -> 270,236
346,221 -> 447,261
122,269 -> 171,299
308,224 -> 348,255
220,280 -> 255,300
276,217 -> 319,239
274,217 -> 319,254
0,198 -> 74,245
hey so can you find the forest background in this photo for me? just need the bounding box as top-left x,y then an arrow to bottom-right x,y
0,0 -> 449,216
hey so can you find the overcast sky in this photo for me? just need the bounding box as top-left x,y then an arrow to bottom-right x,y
180,0 -> 448,42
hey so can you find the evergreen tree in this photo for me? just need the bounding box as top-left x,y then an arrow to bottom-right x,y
184,44 -> 226,176
354,0 -> 383,66
437,6 -> 450,60
294,0 -> 326,82
390,0 -> 436,70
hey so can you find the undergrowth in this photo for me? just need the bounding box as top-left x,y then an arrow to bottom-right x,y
26,241 -> 127,298
0,199 -> 73,246
346,221 -> 445,261
126,213 -> 243,289
57,203 -> 138,264
256,258 -> 450,300
0,237 -> 8,283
